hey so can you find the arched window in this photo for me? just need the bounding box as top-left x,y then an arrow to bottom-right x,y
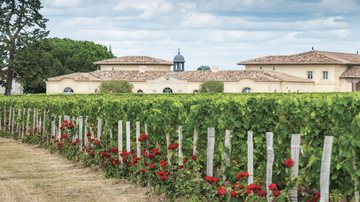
163,87 -> 173,94
137,89 -> 143,93
242,87 -> 252,93
64,87 -> 74,94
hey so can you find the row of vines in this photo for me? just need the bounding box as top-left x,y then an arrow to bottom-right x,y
0,93 -> 359,201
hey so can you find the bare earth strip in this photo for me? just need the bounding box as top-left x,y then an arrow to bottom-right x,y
0,137 -> 160,202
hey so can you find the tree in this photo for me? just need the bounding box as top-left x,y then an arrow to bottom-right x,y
0,0 -> 49,95
199,80 -> 224,93
14,38 -> 115,93
99,80 -> 133,94
197,65 -> 211,71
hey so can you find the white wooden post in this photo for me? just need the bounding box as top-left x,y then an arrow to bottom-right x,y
78,116 -> 83,149
8,106 -> 12,130
3,108 -> 6,131
247,131 -> 254,184
223,129 -> 232,180
84,116 -> 88,145
32,108 -> 36,132
118,120 -> 123,159
105,120 -> 113,139
166,133 -> 171,164
11,108 -> 15,133
136,121 -> 141,157
97,117 -> 102,139
51,117 -> 55,141
58,115 -> 62,139
64,115 -> 70,121
26,109 -> 30,136
266,132 -> 274,202
178,126 -> 183,166
193,128 -> 198,156
290,134 -> 301,202
41,110 -> 46,142
126,121 -> 130,151
320,136 -> 333,202
207,127 -> 216,177
21,109 -> 25,138
145,123 -> 149,153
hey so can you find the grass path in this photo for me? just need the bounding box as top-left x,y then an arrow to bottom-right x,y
0,137 -> 160,202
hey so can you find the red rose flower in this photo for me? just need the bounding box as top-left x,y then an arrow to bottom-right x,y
258,190 -> 267,197
212,177 -> 220,184
183,157 -> 188,164
230,191 -> 237,198
217,186 -> 227,196
167,143 -> 179,150
178,165 -> 183,169
95,139 -> 100,146
268,183 -> 277,191
273,190 -> 281,197
149,163 -> 155,169
60,134 -> 67,140
236,171 -> 250,180
285,158 -> 294,168
191,155 -> 197,161
159,160 -> 168,169
140,168 -> 146,174
109,147 -> 118,153
138,133 -> 148,142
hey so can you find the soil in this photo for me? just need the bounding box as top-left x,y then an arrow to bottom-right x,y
0,137 -> 161,202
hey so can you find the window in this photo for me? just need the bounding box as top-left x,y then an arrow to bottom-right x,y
163,87 -> 173,94
242,87 -> 252,93
323,71 -> 328,80
307,71 -> 313,79
193,90 -> 199,93
137,90 -> 143,93
63,87 -> 74,94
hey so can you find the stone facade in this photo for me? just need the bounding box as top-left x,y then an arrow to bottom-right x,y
46,50 -> 360,94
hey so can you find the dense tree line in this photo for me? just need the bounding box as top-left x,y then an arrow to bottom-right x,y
14,38 -> 114,93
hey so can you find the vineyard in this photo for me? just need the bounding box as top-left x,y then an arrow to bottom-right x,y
0,93 -> 359,201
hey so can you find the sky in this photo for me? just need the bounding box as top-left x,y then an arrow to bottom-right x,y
41,0 -> 360,70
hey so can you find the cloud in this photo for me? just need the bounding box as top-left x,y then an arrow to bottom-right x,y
113,0 -> 173,19
41,0 -> 360,70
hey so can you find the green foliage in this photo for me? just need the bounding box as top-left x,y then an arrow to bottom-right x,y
0,0 -> 49,95
0,93 -> 359,200
196,65 -> 211,71
14,38 -> 115,93
199,80 -> 224,93
99,80 -> 134,93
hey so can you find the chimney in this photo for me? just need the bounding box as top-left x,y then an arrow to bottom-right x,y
211,65 -> 220,73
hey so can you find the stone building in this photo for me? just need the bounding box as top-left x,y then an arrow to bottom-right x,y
46,49 -> 360,94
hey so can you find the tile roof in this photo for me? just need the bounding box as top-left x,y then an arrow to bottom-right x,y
94,56 -> 173,65
340,66 -> 360,78
47,72 -> 102,81
238,50 -> 360,65
47,70 -> 313,83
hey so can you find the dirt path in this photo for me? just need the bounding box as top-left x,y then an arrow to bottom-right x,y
0,137 -> 160,202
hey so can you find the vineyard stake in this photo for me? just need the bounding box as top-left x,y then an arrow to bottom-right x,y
266,132 -> 274,202
84,116 -> 88,145
136,121 -> 141,157
79,116 -> 83,149
223,129 -> 232,181
207,127 -> 216,177
166,133 -> 171,164
97,117 -> 102,139
248,131 -> 254,184
320,136 -> 333,201
193,128 -> 198,156
290,134 -> 301,202
126,121 -> 130,152
118,120 -> 123,161
178,126 -> 183,166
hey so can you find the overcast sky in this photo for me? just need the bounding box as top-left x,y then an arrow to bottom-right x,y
41,0 -> 360,70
